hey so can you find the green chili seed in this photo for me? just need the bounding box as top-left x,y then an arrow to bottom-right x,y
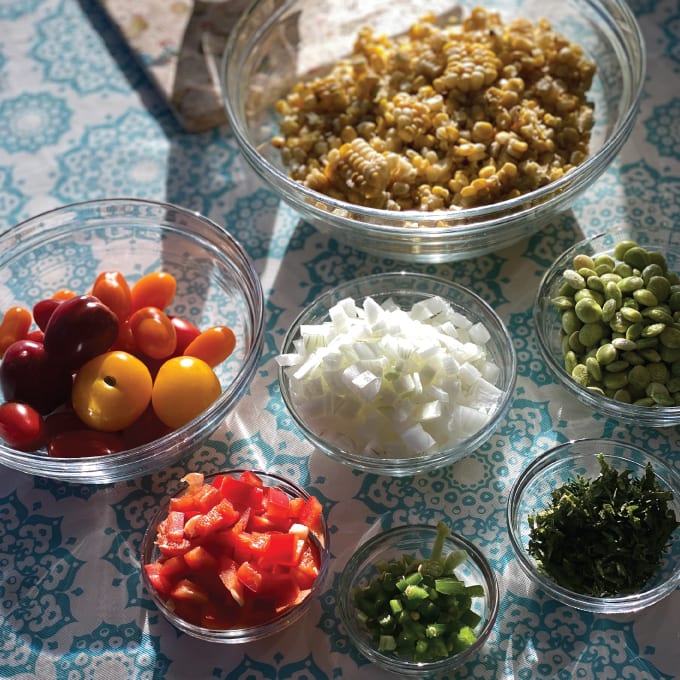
628,364 -> 651,390
603,371 -> 628,389
643,307 -> 674,324
593,254 -> 616,271
639,348 -> 662,362
573,254 -> 595,271
604,359 -> 630,373
612,388 -> 632,403
642,263 -> 664,283
586,275 -> 604,292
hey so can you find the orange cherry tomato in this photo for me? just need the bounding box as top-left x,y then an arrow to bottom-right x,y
51,289 -> 77,300
72,350 -> 153,431
151,356 -> 221,429
183,325 -> 237,367
130,272 -> 176,313
129,306 -> 177,359
92,271 -> 132,322
0,306 -> 32,357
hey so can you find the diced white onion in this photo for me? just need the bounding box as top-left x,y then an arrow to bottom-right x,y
280,294 -> 505,459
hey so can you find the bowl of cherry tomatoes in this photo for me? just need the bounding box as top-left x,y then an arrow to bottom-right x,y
0,198 -> 265,483
141,469 -> 330,642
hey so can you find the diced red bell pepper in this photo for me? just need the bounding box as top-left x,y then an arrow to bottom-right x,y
239,470 -> 264,488
259,531 -> 298,568
215,475 -> 264,511
219,557 -> 245,606
184,499 -> 240,538
298,496 -> 324,539
144,562 -> 173,600
171,578 -> 210,605
183,545 -> 218,572
156,534 -> 192,557
264,486 -> 292,530
237,561 -> 263,593
162,510 -> 185,541
293,541 -> 321,589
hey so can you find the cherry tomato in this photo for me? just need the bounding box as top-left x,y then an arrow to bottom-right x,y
111,319 -> 137,353
130,272 -> 176,313
33,298 -> 62,331
0,402 -> 46,451
43,294 -> 119,370
51,289 -> 77,300
151,356 -> 221,429
0,306 -> 32,357
129,306 -> 177,359
170,316 -> 201,355
183,325 -> 236,367
47,429 -> 126,458
72,350 -> 153,431
44,408 -> 87,439
120,404 -> 172,448
92,270 -> 132,322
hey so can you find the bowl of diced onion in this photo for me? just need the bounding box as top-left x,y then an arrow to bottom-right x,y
277,272 -> 516,476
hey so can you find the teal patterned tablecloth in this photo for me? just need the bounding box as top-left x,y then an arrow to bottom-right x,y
1,1 -> 679,678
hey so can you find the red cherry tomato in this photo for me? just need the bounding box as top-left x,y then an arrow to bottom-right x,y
120,405 -> 172,448
170,316 -> 201,355
130,272 -> 176,313
129,306 -> 177,359
151,356 -> 221,429
33,298 -> 62,331
44,408 -> 87,439
0,306 -> 32,357
92,271 -> 132,322
0,402 -> 46,451
47,429 -> 126,458
183,325 -> 236,367
111,319 -> 137,353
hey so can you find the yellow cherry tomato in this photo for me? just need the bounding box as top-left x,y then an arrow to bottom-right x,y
72,351 -> 153,432
151,356 -> 221,429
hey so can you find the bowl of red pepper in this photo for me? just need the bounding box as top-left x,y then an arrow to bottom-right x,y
0,198 -> 265,483
507,438 -> 680,613
338,521 -> 499,675
141,469 -> 330,643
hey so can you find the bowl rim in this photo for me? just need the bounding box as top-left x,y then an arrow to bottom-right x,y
277,271 -> 517,475
221,0 -> 646,234
140,468 -> 331,643
0,197 -> 266,483
506,437 -> 680,613
533,227 -> 680,427
337,523 -> 500,674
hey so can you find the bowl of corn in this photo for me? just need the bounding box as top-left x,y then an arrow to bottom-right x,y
221,0 -> 644,263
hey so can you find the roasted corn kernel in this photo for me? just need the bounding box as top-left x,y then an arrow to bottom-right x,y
272,6 -> 596,211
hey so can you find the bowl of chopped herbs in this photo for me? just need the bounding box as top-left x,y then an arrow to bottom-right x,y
507,438 -> 680,613
338,521 -> 499,675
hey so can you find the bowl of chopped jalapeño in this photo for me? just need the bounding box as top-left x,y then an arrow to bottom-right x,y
338,521 -> 499,675
507,438 -> 680,613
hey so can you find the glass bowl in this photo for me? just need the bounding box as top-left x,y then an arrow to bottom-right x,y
221,0 -> 645,263
534,226 -> 680,427
507,438 -> 680,613
0,198 -> 264,483
277,272 -> 516,476
338,524 -> 499,676
140,469 -> 330,643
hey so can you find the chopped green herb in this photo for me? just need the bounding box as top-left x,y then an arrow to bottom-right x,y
527,453 -> 679,597
352,522 -> 485,662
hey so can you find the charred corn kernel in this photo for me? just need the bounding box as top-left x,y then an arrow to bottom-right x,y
274,7 -> 595,211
